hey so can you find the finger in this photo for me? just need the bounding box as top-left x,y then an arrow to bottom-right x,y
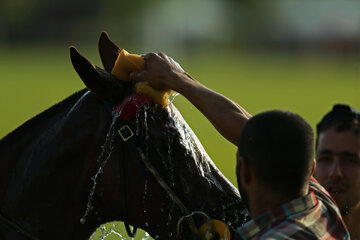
144,52 -> 158,60
169,57 -> 184,71
158,52 -> 168,60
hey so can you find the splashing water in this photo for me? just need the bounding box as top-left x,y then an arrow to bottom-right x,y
83,98 -> 245,237
169,91 -> 180,104
142,179 -> 148,214
136,104 -> 150,156
98,229 -> 125,240
167,104 -> 224,192
164,117 -> 175,187
80,116 -> 118,224
136,103 -> 241,233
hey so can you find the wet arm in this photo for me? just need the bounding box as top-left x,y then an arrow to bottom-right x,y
172,72 -> 251,146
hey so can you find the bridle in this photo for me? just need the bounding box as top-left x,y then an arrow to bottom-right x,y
111,93 -> 246,239
115,119 -> 208,239
109,93 -> 200,237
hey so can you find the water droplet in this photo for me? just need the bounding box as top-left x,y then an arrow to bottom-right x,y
169,92 -> 180,103
80,218 -> 85,224
344,205 -> 350,215
169,232 -> 173,237
154,235 -> 159,239
145,222 -> 149,227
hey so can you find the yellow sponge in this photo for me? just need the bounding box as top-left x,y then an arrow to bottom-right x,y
111,49 -> 170,106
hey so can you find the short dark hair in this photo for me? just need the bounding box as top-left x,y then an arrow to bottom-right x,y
238,110 -> 314,197
316,104 -> 360,145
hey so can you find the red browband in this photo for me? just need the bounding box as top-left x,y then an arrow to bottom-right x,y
114,93 -> 150,121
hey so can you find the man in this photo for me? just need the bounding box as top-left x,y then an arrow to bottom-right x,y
315,104 -> 360,239
235,110 -> 347,239
130,52 -> 349,239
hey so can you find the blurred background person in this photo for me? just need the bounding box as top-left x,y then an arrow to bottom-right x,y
315,104 -> 360,239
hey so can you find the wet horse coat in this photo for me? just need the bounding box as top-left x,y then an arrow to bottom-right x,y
0,32 -> 247,240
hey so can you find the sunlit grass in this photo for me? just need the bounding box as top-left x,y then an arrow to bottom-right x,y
0,46 -> 359,239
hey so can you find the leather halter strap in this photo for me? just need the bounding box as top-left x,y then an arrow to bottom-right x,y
112,93 -> 150,238
116,124 -> 138,238
113,94 -> 200,238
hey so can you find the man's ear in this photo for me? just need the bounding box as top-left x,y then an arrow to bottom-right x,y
70,46 -> 129,103
98,31 -> 121,72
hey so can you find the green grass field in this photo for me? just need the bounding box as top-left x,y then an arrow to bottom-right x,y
0,46 -> 359,239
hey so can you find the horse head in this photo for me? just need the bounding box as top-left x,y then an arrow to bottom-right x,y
70,32 -> 248,239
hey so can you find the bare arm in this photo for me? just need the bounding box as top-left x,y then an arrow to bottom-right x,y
130,52 -> 251,146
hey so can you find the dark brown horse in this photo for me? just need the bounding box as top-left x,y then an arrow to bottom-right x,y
0,32 -> 247,240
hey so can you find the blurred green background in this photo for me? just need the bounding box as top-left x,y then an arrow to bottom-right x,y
1,0 -> 359,239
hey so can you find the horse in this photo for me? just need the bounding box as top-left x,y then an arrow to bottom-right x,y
0,32 -> 247,240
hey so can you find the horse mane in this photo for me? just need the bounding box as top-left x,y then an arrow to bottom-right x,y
0,88 -> 88,148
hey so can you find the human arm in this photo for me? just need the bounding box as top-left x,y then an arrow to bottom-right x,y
130,52 -> 251,146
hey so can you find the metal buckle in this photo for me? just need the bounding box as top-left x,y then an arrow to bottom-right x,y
118,125 -> 134,142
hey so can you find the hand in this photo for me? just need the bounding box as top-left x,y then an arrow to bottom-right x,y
130,52 -> 185,91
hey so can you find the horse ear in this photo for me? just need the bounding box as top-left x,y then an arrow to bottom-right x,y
70,46 -> 129,103
98,31 -> 121,72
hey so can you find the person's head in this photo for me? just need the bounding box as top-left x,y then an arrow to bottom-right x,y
315,104 -> 360,215
236,110 -> 315,211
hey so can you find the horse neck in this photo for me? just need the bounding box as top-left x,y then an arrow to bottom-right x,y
0,90 -> 113,239
0,89 -> 87,160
